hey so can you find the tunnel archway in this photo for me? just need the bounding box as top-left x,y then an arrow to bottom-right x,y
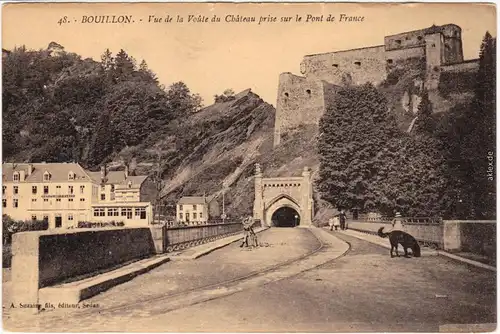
271,206 -> 301,227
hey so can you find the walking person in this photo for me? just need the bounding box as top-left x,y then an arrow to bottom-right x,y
240,217 -> 251,248
339,209 -> 347,230
390,212 -> 405,232
328,217 -> 334,231
333,216 -> 340,231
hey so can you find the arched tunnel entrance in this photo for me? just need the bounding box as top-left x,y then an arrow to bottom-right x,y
271,207 -> 300,227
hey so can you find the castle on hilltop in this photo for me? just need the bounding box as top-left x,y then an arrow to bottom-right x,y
273,23 -> 480,146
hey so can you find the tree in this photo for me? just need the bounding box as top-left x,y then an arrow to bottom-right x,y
318,83 -> 400,213
114,49 -> 135,82
166,82 -> 203,115
138,59 -> 158,84
412,88 -> 435,135
88,111 -> 114,166
462,31 -> 496,219
100,49 -> 114,71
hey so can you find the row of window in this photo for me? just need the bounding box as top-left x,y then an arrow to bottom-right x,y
178,204 -> 203,211
3,197 -> 87,208
179,212 -> 203,220
92,207 -> 147,219
3,185 -> 86,195
31,214 -> 73,221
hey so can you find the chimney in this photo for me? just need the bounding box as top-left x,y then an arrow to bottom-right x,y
27,164 -> 33,176
100,165 -> 107,182
125,165 -> 129,178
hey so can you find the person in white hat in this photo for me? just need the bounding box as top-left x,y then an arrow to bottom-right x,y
391,212 -> 405,232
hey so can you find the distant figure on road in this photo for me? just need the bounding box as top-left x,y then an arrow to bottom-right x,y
240,216 -> 258,248
339,209 -> 347,230
329,217 -> 340,231
390,212 -> 405,232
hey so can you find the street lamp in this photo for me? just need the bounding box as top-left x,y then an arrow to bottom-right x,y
294,214 -> 298,227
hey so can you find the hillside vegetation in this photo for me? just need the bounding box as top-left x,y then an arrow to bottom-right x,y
3,36 -> 493,221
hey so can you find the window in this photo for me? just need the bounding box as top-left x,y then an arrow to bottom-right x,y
179,212 -> 183,220
111,185 -> 115,192
32,198 -> 37,202
80,198 -> 85,202
44,198 -> 48,202
354,61 -> 361,67
2,199 -> 6,208
43,172 -> 50,181
2,186 -> 5,195
432,43 -> 436,47
13,199 -> 18,208
332,64 -> 339,68
55,216 -> 62,228
387,59 -> 393,64
101,194 -> 106,201
68,186 -> 74,194
32,186 -> 37,194
417,36 -> 423,41
179,204 -> 183,211
108,208 -> 119,217
284,92 -> 289,97
43,215 -> 48,222
68,198 -> 73,202
193,204 -> 197,210
93,208 -> 105,217
56,185 -> 61,189
395,39 -> 402,45
199,212 -> 203,219
31,215 -> 37,221
13,186 -> 18,195
193,212 -> 197,220
186,212 -> 190,221
135,207 -> 146,219
121,208 -> 132,219
80,185 -> 85,194
56,199 -> 61,202
68,172 -> 75,180
101,185 -> 105,191
13,172 -> 20,181
68,214 -> 73,221
128,181 -> 132,189
44,186 -> 49,194
306,89 -> 311,96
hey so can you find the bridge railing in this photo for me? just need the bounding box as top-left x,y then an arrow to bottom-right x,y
161,222 -> 243,253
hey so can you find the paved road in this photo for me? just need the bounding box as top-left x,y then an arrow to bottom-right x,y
4,229 -> 496,332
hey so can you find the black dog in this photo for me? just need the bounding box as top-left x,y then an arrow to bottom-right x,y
377,227 -> 421,258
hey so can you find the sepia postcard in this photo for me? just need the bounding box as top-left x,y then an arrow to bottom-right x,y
1,2 -> 497,333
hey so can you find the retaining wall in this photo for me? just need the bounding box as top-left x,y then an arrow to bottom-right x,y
11,227 -> 156,309
347,220 -> 495,257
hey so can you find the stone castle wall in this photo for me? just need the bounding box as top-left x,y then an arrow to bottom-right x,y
273,24 -> 470,146
274,73 -> 328,146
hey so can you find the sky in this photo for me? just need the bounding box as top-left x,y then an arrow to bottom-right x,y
2,3 -> 497,107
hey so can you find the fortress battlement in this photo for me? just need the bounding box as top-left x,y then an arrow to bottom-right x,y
273,23 -> 473,147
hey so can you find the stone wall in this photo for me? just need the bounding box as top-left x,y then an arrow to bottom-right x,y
274,73 -> 327,146
384,28 -> 428,51
441,59 -> 479,73
386,46 -> 425,63
11,227 -> 156,307
302,45 -> 387,86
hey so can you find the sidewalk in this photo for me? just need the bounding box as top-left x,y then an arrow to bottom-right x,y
170,226 -> 269,260
329,227 -> 439,256
333,227 -> 496,271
